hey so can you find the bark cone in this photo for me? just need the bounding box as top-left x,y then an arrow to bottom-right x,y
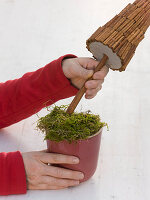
86,0 -> 150,71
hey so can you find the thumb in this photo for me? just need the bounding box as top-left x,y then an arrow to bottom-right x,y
78,67 -> 94,79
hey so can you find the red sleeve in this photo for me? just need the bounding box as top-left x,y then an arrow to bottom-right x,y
0,54 -> 78,129
0,54 -> 78,195
0,151 -> 26,195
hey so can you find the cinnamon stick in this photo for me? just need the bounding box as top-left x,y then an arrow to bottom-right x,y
118,42 -> 132,59
113,38 -> 127,52
120,19 -> 135,34
128,7 -> 142,19
66,55 -> 108,114
96,28 -> 114,42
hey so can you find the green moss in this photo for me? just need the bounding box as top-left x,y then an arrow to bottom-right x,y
36,105 -> 108,143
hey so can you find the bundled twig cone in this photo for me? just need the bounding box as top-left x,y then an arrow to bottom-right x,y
86,0 -> 150,71
66,0 -> 150,114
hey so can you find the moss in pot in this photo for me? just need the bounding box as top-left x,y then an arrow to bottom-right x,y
36,105 -> 107,182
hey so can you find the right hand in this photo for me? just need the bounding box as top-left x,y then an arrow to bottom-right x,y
62,57 -> 109,99
22,150 -> 84,190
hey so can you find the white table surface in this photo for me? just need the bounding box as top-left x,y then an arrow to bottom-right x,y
0,0 -> 150,199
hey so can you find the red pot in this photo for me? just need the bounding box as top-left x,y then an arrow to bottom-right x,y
47,128 -> 102,182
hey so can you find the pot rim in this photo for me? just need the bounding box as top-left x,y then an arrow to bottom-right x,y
86,127 -> 102,139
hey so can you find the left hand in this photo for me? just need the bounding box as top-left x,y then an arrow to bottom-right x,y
62,57 -> 109,99
22,150 -> 84,190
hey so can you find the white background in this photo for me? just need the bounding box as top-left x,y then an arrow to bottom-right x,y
0,0 -> 150,199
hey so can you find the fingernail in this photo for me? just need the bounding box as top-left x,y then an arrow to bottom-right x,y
86,96 -> 91,99
79,173 -> 84,180
74,181 -> 80,185
73,157 -> 79,163
88,70 -> 94,78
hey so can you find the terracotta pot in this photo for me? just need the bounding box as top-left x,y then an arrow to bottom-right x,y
47,128 -> 102,182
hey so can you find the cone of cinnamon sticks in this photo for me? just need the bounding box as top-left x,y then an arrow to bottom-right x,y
86,0 -> 150,71
66,0 -> 150,114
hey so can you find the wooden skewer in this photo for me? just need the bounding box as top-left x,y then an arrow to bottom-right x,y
66,54 -> 108,114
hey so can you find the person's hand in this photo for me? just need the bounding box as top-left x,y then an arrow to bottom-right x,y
62,57 -> 109,99
22,150 -> 84,190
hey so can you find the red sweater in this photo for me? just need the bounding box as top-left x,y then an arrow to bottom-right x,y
0,54 -> 78,195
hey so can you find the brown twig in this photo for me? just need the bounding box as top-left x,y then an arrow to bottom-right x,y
66,54 -> 108,114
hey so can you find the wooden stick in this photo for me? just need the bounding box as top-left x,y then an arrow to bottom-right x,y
66,54 -> 108,114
